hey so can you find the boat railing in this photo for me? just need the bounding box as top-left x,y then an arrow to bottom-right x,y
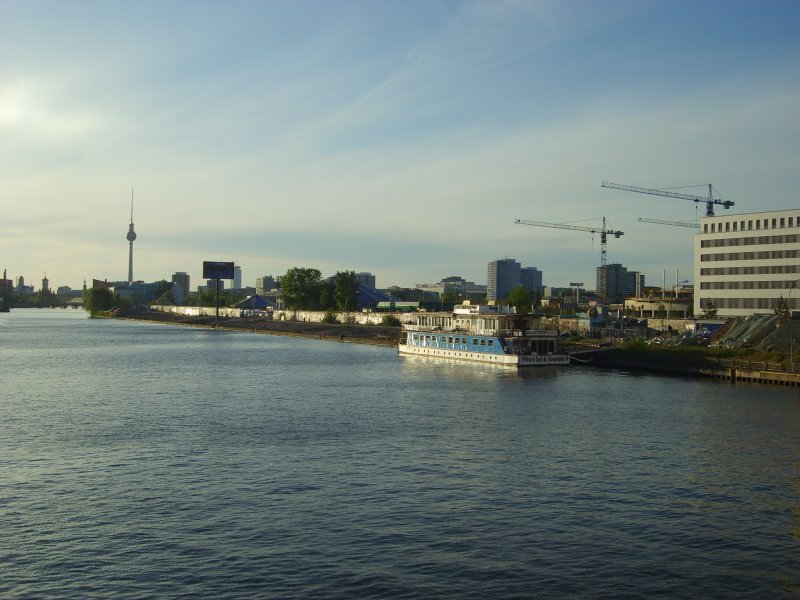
498,329 -> 558,338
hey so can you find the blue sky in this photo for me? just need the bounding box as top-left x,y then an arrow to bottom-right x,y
2,0 -> 799,292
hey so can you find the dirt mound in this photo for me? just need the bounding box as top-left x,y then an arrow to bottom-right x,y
711,314 -> 798,353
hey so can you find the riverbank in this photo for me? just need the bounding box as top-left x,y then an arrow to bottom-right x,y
106,310 -> 800,385
108,310 -> 402,346
575,346 -> 800,386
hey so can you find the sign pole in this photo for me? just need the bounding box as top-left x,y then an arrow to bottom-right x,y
215,278 -> 220,325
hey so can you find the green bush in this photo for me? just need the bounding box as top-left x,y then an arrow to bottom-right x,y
381,315 -> 401,327
321,310 -> 338,324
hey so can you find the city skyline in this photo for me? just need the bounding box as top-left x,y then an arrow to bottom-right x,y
3,1 -> 799,290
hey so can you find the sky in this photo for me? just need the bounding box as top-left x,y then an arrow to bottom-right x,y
2,0 -> 799,292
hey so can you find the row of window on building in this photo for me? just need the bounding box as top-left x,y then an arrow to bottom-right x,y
704,214 -> 799,233
700,279 -> 800,290
701,234 -> 799,247
701,265 -> 799,275
700,250 -> 799,261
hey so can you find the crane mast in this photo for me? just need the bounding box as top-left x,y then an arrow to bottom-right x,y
637,217 -> 700,229
514,217 -> 623,265
601,181 -> 734,216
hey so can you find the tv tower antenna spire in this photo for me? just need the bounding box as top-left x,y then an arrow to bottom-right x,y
126,187 -> 137,283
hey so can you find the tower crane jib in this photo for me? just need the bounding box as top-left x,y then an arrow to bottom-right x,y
514,217 -> 623,266
601,181 -> 734,217
637,217 -> 700,229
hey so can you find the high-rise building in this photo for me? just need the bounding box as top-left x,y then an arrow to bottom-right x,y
520,267 -> 544,296
172,272 -> 190,304
233,265 -> 242,289
694,208 -> 800,317
487,259 -> 522,301
596,263 -> 642,303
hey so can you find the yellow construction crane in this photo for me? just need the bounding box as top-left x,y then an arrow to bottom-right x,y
601,181 -> 734,217
637,217 -> 700,229
514,217 -> 623,265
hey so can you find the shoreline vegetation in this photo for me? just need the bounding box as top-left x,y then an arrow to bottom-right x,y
107,309 -> 402,347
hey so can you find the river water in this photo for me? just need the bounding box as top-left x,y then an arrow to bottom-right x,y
1,309 -> 799,599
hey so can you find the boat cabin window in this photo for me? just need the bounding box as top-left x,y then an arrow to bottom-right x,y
488,340 -> 494,347
480,339 -> 486,346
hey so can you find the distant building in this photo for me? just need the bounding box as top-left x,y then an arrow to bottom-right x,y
205,279 -> 225,292
596,263 -> 643,304
355,272 -> 376,289
233,265 -> 242,289
487,259 -> 520,301
172,272 -> 190,304
415,276 -> 486,299
520,267 -> 544,296
114,281 -> 161,304
487,259 -> 542,301
0,270 -> 12,303
256,275 -> 280,295
694,208 -> 800,317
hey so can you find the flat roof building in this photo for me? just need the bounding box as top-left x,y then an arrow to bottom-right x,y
694,208 -> 800,317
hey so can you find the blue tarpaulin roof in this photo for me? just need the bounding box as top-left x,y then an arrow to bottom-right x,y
234,294 -> 275,309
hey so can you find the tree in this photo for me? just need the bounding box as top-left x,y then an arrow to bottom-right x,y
319,281 -> 334,310
774,295 -> 790,319
334,270 -> 359,312
506,285 -> 532,313
440,291 -> 462,307
531,289 -> 542,310
153,279 -> 172,299
281,267 -> 323,310
700,299 -> 718,319
381,314 -> 401,326
83,287 -> 115,316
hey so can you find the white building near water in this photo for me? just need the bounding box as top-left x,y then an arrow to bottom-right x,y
694,208 -> 800,317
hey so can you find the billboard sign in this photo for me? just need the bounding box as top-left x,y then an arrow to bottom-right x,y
203,261 -> 235,279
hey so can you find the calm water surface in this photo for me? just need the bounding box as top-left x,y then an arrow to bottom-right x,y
1,309 -> 799,599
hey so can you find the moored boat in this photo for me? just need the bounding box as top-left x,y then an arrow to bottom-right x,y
398,302 -> 569,367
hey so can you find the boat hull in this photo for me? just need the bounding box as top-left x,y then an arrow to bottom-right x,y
398,343 -> 570,367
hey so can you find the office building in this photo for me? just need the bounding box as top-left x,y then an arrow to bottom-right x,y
694,208 -> 800,317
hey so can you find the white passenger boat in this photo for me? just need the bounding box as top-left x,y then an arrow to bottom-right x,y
398,302 -> 570,367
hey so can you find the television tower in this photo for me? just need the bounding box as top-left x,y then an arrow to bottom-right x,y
126,188 -> 137,283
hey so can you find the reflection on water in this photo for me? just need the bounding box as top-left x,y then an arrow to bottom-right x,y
1,309 -> 799,599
